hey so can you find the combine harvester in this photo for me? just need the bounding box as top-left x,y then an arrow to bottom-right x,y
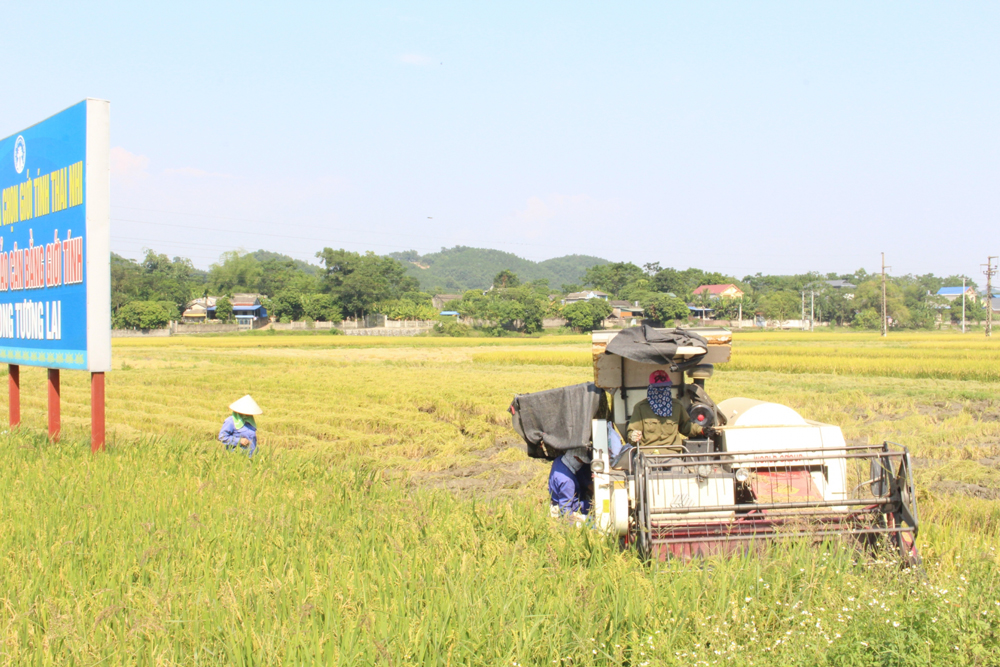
510,325 -> 920,565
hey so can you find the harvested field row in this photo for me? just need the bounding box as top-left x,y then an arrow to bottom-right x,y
472,331 -> 1000,382
113,332 -> 590,350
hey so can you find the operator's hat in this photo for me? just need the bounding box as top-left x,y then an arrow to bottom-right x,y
648,370 -> 672,387
229,394 -> 263,415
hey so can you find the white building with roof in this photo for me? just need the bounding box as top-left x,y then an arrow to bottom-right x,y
561,290 -> 610,305
936,286 -> 978,303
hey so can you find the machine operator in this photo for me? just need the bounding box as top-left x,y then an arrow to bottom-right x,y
626,371 -> 703,453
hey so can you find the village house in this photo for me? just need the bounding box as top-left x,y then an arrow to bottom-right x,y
561,290 -> 610,305
432,294 -> 462,311
936,286 -> 978,303
228,294 -> 268,327
609,300 -> 644,319
692,284 -> 744,300
688,305 -> 715,319
181,296 -> 218,322
182,294 -> 268,327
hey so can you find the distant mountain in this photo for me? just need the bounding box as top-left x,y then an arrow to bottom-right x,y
389,246 -> 609,292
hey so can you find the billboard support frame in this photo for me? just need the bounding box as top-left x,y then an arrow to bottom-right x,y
8,364 -> 18,426
47,368 -> 59,441
91,372 -> 104,452
5,363 -> 105,450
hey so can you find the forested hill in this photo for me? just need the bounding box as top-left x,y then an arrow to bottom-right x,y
249,250 -> 321,275
389,246 -> 609,292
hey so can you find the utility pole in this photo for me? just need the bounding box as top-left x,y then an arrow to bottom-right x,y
810,291 -> 815,331
881,252 -> 891,337
801,292 -> 805,330
984,257 -> 997,338
962,276 -> 966,334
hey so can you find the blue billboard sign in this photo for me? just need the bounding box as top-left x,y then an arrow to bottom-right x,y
0,100 -> 111,372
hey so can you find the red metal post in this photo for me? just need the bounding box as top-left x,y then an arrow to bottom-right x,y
47,368 -> 60,441
8,364 -> 19,428
91,372 -> 105,452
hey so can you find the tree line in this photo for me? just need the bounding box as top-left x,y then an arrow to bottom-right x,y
111,248 -> 433,329
574,262 -> 983,330
110,247 -> 982,333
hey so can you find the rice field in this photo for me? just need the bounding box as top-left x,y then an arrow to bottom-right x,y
725,332 -> 1000,382
0,330 -> 999,665
473,331 -> 1000,382
472,349 -> 592,367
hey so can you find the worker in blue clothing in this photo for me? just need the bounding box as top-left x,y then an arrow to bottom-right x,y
218,394 -> 262,457
549,447 -> 593,518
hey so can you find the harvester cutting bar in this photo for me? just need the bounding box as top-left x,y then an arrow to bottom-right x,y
652,506 -> 881,528
649,498 -> 891,515
648,526 -> 914,547
642,444 -> 902,461
650,512 -> 904,531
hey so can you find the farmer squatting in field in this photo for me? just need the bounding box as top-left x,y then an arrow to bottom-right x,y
548,447 -> 593,519
548,420 -> 626,519
219,394 -> 262,457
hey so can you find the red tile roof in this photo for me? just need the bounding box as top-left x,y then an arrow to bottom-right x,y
693,284 -> 741,295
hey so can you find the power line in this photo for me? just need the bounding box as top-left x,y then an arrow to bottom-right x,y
111,205 -> 567,252
111,218 -> 446,253
109,204 -> 922,265
112,235 -> 252,252
109,237 -> 327,266
108,207 -> 995,280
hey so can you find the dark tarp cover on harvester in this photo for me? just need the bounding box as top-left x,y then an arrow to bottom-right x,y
509,382 -> 607,460
604,324 -> 710,370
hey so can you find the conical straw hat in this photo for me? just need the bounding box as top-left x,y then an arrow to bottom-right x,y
229,394 -> 263,415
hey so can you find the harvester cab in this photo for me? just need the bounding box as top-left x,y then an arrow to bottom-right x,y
511,325 -> 920,565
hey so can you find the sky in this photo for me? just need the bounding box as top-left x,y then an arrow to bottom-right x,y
2,2 -> 997,280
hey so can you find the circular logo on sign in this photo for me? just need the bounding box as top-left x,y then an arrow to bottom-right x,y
14,136 -> 26,174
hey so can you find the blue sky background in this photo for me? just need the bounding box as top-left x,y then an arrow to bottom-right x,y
2,2 -> 997,279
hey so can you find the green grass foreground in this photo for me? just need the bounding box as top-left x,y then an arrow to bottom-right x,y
1,434 -> 999,666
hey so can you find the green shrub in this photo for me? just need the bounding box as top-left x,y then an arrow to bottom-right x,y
434,321 -> 472,337
854,307 -> 881,330
640,293 -> 689,324
562,300 -> 613,331
113,301 -> 171,330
